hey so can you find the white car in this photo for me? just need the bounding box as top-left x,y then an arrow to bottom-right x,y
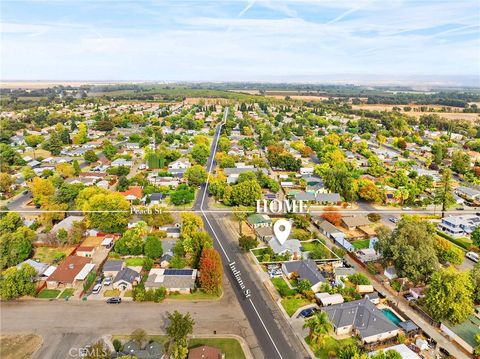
92,284 -> 102,294
103,277 -> 112,286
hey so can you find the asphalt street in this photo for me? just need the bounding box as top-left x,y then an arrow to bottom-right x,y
194,108 -> 309,359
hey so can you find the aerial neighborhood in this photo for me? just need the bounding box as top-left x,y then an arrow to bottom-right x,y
0,84 -> 479,359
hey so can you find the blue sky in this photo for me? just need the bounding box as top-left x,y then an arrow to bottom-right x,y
1,0 -> 479,84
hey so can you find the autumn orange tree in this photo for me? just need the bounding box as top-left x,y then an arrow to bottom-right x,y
198,248 -> 223,295
320,206 -> 342,226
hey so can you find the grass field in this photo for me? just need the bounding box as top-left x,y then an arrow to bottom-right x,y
33,246 -> 75,264
271,277 -> 296,297
281,297 -> 311,317
307,336 -> 358,359
124,257 -> 146,266
37,289 -> 60,299
0,334 -> 43,359
351,239 -> 370,250
188,338 -> 245,359
59,288 -> 75,298
167,290 -> 222,301
104,289 -> 121,297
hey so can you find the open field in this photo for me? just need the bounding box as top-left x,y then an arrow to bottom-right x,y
351,104 -> 479,121
0,334 -> 43,359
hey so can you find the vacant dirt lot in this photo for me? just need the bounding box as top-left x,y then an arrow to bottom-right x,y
0,334 -> 42,359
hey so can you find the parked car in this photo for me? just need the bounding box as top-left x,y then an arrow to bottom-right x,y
103,277 -> 112,286
402,207 -> 412,211
389,217 -> 398,223
404,293 -> 415,302
92,284 -> 102,294
466,251 -> 479,263
298,307 -> 317,318
106,297 -> 121,304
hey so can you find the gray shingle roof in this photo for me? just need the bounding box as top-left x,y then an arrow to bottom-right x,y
323,298 -> 398,339
283,259 -> 326,285
113,267 -> 139,284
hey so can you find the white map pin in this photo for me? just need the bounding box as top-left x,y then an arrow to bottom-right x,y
273,219 -> 292,245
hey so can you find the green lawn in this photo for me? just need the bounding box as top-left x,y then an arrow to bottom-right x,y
306,335 -> 358,359
351,239 -> 370,250
281,297 -> 312,317
167,290 -> 222,301
124,257 -> 145,266
124,290 -> 133,297
59,288 -> 75,298
37,289 -> 60,299
188,338 -> 245,359
271,277 -> 296,297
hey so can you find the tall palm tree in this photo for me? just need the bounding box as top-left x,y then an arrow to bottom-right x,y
303,311 -> 332,347
233,206 -> 249,235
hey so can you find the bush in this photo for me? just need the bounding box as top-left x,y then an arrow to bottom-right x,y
112,339 -> 122,352
238,235 -> 258,251
348,273 -> 370,285
83,272 -> 96,292
367,213 -> 381,222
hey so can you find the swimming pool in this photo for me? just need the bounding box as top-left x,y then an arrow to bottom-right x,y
382,308 -> 403,326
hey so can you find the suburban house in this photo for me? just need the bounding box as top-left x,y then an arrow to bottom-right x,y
455,186 -> 480,204
255,226 -> 274,242
268,237 -> 302,260
282,259 -> 326,292
112,267 -> 141,290
247,214 -> 272,228
293,192 -> 341,205
322,298 -> 400,343
111,158 -> 133,167
146,193 -> 170,206
440,307 -> 480,355
168,158 -> 191,170
102,259 -> 124,278
16,259 -> 56,281
119,186 -> 143,202
341,216 -> 371,230
369,344 -> 421,359
144,268 -> 197,294
51,215 -> 84,236
46,256 -> 94,289
76,246 -> 96,258
314,218 -> 352,251
223,167 -> 268,184
438,214 -> 480,237
188,345 -> 224,359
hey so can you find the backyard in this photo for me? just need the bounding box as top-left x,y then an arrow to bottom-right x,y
33,246 -> 75,264
351,239 -> 370,250
37,289 -> 60,299
306,335 -> 359,359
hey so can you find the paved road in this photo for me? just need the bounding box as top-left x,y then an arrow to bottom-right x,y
0,287 -> 256,359
194,108 -> 309,359
6,190 -> 32,211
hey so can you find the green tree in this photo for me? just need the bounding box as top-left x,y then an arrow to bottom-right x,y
303,311 -> 332,347
190,144 -> 209,165
114,228 -> 144,255
166,310 -> 195,342
131,329 -> 148,346
451,150 -> 470,174
232,206 -> 249,235
470,262 -> 480,303
0,227 -> 35,269
171,185 -> 195,206
0,263 -> 36,300
82,193 -> 131,232
376,217 -> 439,284
169,338 -> 188,359
433,169 -> 455,216
424,267 -> 474,324
184,164 -> 207,186
0,172 -> 14,194
231,179 -> 262,206
370,350 -> 402,359
471,226 -> 480,247
84,150 -> 98,163
144,235 -> 163,259
239,235 -> 258,251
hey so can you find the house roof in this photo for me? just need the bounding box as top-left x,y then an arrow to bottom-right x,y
247,213 -> 272,225
144,268 -> 197,290
51,215 -> 84,234
119,186 -> 142,199
268,237 -> 302,255
74,263 -> 95,281
323,298 -> 398,339
282,259 -> 326,285
113,267 -> 140,284
188,345 -> 223,359
121,340 -> 164,359
103,260 -> 123,273
47,256 -> 92,284
342,216 -> 371,228
17,259 -> 49,275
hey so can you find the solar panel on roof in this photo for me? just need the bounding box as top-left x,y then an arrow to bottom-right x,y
164,269 -> 193,276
